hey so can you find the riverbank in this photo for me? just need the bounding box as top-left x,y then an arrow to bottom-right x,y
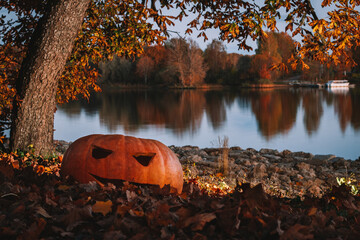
54,140 -> 360,199
171,145 -> 360,199
1,141 -> 360,239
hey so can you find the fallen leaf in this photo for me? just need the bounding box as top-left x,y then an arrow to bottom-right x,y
280,224 -> 313,240
79,181 -> 99,192
57,185 -> 71,191
0,161 -> 14,179
307,207 -> 317,216
92,200 -> 113,216
116,205 -> 131,217
126,190 -> 138,202
182,212 -> 216,231
18,218 -> 46,240
61,205 -> 92,231
35,206 -> 52,218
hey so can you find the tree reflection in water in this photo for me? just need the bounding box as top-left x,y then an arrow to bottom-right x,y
58,88 -> 360,139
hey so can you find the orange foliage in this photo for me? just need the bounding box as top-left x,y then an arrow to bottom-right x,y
2,0 -> 360,136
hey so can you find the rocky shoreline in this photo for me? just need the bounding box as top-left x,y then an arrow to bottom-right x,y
54,140 -> 360,199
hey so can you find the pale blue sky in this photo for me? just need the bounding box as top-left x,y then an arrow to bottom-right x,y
164,0 -> 335,54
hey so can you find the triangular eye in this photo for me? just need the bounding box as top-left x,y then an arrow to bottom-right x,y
133,153 -> 156,166
92,145 -> 113,159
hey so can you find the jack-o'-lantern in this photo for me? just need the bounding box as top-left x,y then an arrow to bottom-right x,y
60,134 -> 183,193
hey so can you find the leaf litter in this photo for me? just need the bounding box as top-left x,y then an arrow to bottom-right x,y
1,154 -> 360,239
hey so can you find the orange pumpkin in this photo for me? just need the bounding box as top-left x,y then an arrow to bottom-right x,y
60,134 -> 183,193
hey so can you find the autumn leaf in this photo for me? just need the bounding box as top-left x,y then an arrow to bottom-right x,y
57,185 -> 71,191
182,212 -> 216,231
280,224 -> 314,240
61,205 -> 93,231
307,207 -> 317,216
18,218 -> 47,240
92,200 -> 113,216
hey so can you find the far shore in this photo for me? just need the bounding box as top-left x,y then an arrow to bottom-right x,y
98,82 -> 292,90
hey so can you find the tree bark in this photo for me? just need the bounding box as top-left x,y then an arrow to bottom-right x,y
10,0 -> 91,155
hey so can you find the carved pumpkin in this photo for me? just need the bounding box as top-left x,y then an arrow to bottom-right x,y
60,134 -> 183,193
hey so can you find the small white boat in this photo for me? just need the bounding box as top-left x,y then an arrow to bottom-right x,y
325,80 -> 349,88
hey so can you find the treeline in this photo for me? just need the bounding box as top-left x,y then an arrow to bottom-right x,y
98,32 -> 355,87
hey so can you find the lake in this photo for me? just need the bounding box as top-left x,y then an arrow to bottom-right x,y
54,87 -> 360,160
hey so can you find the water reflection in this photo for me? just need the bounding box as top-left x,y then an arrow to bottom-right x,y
249,89 -> 300,138
56,88 -> 360,159
58,88 -> 360,138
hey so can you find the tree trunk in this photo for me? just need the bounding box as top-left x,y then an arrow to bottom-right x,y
10,0 -> 91,155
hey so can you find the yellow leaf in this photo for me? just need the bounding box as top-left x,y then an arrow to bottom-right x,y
92,200 -> 113,215
307,207 -> 317,216
57,185 -> 71,191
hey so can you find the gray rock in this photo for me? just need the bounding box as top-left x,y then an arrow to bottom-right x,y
182,145 -> 200,151
259,148 -> 279,155
263,154 -> 282,161
303,168 -> 316,179
267,165 -> 280,174
246,148 -> 257,153
292,151 -> 314,159
281,149 -> 292,156
198,150 -> 209,157
250,163 -> 267,179
236,158 -> 252,166
293,157 -> 308,162
279,175 -> 291,183
330,157 -> 350,169
229,150 -> 244,158
296,162 -> 311,172
230,146 -> 242,151
192,155 -> 204,163
313,154 -> 336,161
308,154 -> 336,166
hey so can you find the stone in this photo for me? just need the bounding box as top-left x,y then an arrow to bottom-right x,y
312,154 -> 336,161
281,149 -> 292,156
230,146 -> 242,151
330,158 -> 350,169
259,148 -> 279,155
308,154 -> 335,166
250,163 -> 267,179
182,145 -> 200,151
296,162 -> 311,172
246,148 -> 257,153
263,154 -> 282,161
292,151 -> 314,159
229,150 -> 244,158
191,155 -> 203,163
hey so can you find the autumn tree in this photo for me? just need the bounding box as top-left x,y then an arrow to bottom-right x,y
136,56 -> 155,84
250,53 -> 281,81
203,39 -> 227,83
99,56 -> 132,84
251,32 -> 282,81
237,55 -> 253,81
1,0 -> 360,154
166,38 -> 207,87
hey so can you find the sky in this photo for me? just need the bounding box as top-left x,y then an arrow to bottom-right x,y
163,0 -> 334,55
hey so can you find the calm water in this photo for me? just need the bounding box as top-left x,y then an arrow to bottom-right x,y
55,88 -> 360,160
